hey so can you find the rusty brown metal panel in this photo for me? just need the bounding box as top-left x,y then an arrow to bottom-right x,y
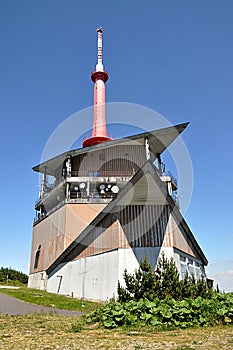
74,219 -> 130,260
31,198 -> 200,274
64,203 -> 107,246
30,206 -> 66,273
163,213 -> 196,257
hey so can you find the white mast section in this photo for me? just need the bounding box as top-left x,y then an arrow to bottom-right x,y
96,27 -> 104,71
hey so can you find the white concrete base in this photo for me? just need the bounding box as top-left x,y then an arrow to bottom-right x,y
46,247 -> 178,301
28,247 -> 205,301
46,248 -> 138,301
28,271 -> 47,290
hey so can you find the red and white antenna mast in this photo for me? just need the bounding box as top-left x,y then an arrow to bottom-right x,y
83,28 -> 112,148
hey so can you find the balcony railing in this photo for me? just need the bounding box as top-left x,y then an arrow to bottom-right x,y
68,170 -> 134,178
162,171 -> 177,187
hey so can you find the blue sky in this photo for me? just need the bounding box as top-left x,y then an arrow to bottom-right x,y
0,0 -> 233,291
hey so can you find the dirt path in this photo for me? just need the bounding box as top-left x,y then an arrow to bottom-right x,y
0,293 -> 82,316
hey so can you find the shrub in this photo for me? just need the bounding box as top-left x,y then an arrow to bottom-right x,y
85,294 -> 233,329
117,254 -> 212,302
84,255 -> 228,330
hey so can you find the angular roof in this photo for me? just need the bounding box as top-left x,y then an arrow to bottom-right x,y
33,122 -> 189,176
46,160 -> 208,276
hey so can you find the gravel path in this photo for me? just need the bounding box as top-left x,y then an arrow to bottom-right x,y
0,293 -> 83,316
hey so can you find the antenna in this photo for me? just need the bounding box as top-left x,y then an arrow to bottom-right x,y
82,28 -> 112,148
96,27 -> 104,71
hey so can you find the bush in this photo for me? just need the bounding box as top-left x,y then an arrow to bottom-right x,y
117,254 -> 212,302
82,255 -> 232,330
84,255 -> 227,329
85,294 -> 233,329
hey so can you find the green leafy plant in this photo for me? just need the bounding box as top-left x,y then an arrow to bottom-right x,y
85,293 -> 233,329
84,255 -> 233,329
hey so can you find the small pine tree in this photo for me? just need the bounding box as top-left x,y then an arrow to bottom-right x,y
117,256 -> 156,302
117,280 -> 131,302
155,253 -> 181,300
117,254 -> 211,302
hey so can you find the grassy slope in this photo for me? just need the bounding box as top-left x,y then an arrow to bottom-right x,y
1,286 -> 233,349
0,314 -> 233,350
0,286 -> 99,312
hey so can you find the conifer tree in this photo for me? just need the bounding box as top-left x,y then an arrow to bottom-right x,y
117,254 -> 212,302
155,253 -> 180,300
117,256 -> 156,301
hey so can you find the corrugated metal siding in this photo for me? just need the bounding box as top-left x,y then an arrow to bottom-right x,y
117,205 -> 170,248
31,201 -> 199,272
56,145 -> 146,179
64,203 -> 107,246
30,206 -> 66,273
164,213 -> 196,257
70,204 -> 172,261
75,219 -> 130,260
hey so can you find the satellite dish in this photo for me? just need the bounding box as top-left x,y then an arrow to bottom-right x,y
99,184 -> 105,190
79,182 -> 86,189
74,186 -> 79,191
107,184 -> 112,188
111,185 -> 119,193
100,190 -> 105,194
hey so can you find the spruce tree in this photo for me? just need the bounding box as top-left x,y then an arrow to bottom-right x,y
117,254 -> 212,302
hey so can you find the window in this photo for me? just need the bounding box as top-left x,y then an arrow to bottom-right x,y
99,154 -> 105,161
34,245 -> 41,269
196,268 -> 201,280
180,264 -> 187,279
189,265 -> 195,276
180,255 -> 186,262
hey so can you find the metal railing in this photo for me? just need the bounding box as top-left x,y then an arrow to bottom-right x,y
68,170 -> 134,178
162,171 -> 177,186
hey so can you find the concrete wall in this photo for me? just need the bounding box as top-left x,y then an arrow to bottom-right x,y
28,271 -> 47,290
28,247 -> 206,300
46,249 -> 133,301
46,247 -> 173,301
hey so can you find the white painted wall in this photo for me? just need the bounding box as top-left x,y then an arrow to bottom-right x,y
28,271 -> 47,290
46,247 -> 166,300
28,247 -> 206,301
47,249 -> 122,301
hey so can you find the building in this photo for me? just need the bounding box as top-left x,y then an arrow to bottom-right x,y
28,28 -> 208,300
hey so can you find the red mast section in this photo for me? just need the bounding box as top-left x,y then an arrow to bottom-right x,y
82,28 -> 112,148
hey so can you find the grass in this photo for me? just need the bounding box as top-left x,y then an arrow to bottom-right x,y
0,279 -> 26,287
0,286 -> 99,312
0,314 -> 232,349
0,286 -> 233,349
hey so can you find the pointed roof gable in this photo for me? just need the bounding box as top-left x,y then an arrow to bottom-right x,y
33,122 -> 189,176
46,160 -> 207,275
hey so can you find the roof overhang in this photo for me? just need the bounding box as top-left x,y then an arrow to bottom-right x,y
33,122 -> 189,176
